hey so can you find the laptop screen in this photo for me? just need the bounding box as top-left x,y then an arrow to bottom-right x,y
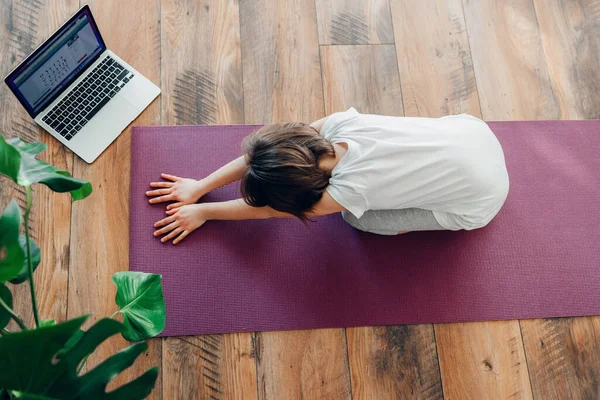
4,6 -> 106,117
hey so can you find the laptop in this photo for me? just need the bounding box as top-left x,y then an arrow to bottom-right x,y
4,5 -> 160,163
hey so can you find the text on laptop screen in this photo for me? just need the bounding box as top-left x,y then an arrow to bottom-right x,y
11,13 -> 104,115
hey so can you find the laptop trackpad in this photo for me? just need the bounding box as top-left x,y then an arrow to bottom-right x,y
70,96 -> 139,162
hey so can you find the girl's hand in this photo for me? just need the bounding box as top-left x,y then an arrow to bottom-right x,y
147,173 -> 207,209
153,204 -> 208,244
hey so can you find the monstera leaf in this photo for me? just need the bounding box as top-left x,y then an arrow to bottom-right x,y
0,136 -> 20,181
8,139 -> 47,156
112,272 -> 165,342
56,328 -> 84,360
0,316 -> 158,399
0,284 -> 12,330
0,136 -> 92,200
9,235 -> 41,284
0,201 -> 24,283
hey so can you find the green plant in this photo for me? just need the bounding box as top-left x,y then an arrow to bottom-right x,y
0,136 -> 166,399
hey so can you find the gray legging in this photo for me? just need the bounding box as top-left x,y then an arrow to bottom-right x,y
342,208 -> 446,235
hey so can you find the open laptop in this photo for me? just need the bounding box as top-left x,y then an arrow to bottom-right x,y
4,5 -> 160,163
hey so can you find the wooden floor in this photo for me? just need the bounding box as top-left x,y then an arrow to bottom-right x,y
1,0 -> 600,398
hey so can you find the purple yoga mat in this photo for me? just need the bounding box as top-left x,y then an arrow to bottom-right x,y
130,122 -> 600,336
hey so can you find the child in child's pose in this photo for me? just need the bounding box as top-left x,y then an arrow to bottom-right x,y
147,108 -> 509,244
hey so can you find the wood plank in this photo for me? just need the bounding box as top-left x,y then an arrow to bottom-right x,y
163,335 -> 257,400
346,326 -> 442,399
0,0 -> 45,329
0,0 -> 77,330
462,0 -> 560,120
161,0 -> 243,126
26,0 -> 78,326
390,0 -> 481,117
160,1 -> 254,399
532,0 -> 600,119
254,330 -> 351,399
240,0 -> 324,124
321,44 -> 443,398
67,1 -> 162,397
520,317 -> 600,400
436,321 -> 532,399
320,45 -> 403,115
520,2 -> 600,399
389,2 -> 533,398
240,1 -> 351,398
315,0 -> 394,45
0,0 -> 34,247
162,338 -> 205,399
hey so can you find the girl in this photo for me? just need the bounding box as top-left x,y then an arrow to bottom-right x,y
147,108 -> 509,244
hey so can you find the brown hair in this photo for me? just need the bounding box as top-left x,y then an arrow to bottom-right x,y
241,122 -> 334,221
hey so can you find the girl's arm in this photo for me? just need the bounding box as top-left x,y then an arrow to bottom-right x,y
154,192 -> 346,244
201,156 -> 247,193
195,199 -> 289,221
147,156 -> 247,208
200,191 -> 345,220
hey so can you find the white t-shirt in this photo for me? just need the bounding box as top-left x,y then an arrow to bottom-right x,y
321,108 -> 509,231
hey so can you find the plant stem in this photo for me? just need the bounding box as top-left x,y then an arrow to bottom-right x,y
0,296 -> 28,330
110,310 -> 120,319
24,186 -> 40,328
1,328 -> 10,335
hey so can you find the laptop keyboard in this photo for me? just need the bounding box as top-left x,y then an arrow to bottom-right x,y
41,56 -> 134,141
